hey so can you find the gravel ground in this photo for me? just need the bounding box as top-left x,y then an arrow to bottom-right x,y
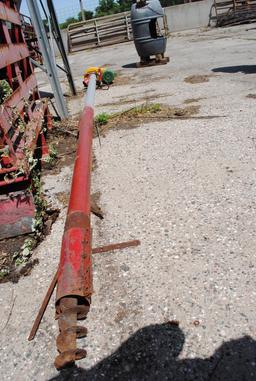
1,24 -> 256,380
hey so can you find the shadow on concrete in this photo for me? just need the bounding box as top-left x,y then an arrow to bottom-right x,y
49,322 -> 256,381
212,65 -> 256,74
122,62 -> 138,69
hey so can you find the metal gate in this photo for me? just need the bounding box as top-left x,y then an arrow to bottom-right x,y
67,12 -> 133,52
214,0 -> 256,26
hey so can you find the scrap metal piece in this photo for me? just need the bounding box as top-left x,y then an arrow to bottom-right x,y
91,199 -> 104,219
28,271 -> 58,341
0,191 -> 35,240
92,239 -> 141,254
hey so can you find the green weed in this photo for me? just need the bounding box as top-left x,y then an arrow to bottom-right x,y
95,112 -> 110,125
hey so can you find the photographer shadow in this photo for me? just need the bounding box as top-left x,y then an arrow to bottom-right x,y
49,322 -> 256,381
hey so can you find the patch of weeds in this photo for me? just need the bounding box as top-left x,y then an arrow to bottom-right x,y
43,115 -> 80,175
0,80 -> 13,104
15,115 -> 26,133
146,103 -> 161,113
44,143 -> 58,169
0,169 -> 59,283
130,103 -> 162,115
0,233 -> 39,284
0,145 -> 10,158
13,238 -> 37,267
94,102 -> 200,136
95,112 -> 110,126
30,171 -> 48,234
0,268 -> 9,280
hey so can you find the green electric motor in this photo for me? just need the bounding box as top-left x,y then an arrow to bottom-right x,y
102,69 -> 115,85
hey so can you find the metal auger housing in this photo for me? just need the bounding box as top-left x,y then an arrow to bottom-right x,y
54,75 -> 96,370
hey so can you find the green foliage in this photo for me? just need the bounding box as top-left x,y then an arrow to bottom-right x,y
0,80 -> 13,104
58,0 -> 184,31
95,112 -> 110,125
132,103 -> 162,114
0,145 -> 10,158
117,0 -> 132,12
14,238 -> 36,267
78,10 -> 94,21
95,0 -> 120,17
60,17 -> 78,29
31,172 -> 48,234
59,0 -> 133,29
0,269 -> 9,279
44,143 -> 58,168
15,115 -> 26,133
149,103 -> 161,113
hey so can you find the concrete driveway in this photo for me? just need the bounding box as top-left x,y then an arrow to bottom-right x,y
0,23 -> 256,381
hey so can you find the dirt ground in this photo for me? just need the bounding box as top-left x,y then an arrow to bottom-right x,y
1,23 -> 256,381
184,74 -> 213,84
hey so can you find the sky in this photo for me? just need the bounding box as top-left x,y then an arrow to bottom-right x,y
21,0 -> 98,23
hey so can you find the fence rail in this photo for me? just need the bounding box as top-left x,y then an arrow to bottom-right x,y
214,0 -> 256,26
67,12 -> 132,52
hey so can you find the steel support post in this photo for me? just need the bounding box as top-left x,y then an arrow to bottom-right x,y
26,0 -> 68,119
47,0 -> 77,96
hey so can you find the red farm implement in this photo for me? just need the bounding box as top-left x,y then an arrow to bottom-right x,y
0,0 -> 50,240
20,13 -> 42,64
27,74 -> 140,369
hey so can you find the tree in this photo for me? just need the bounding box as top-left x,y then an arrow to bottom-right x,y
78,10 -> 94,21
59,17 -> 78,30
117,0 -> 132,12
95,0 -> 120,17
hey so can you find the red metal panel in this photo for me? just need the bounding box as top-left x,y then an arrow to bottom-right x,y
0,191 -> 35,239
0,75 -> 38,128
0,44 -> 30,69
0,175 -> 26,187
0,1 -> 50,239
0,2 -> 21,25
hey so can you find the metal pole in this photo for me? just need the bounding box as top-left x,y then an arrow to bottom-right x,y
55,74 -> 96,370
26,0 -> 68,119
15,0 -> 22,10
47,0 -> 77,96
79,0 -> 85,21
